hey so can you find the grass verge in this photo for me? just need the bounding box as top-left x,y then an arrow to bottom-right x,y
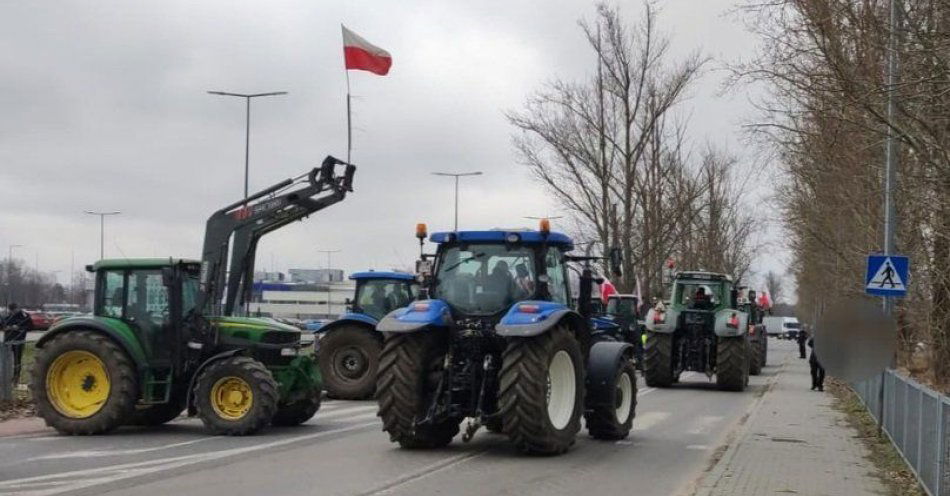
828,378 -> 926,496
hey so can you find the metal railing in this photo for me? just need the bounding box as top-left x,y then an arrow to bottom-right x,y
853,370 -> 950,496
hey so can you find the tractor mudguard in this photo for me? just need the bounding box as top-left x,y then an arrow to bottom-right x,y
314,313 -> 378,335
714,309 -> 749,337
644,308 -> 679,334
376,299 -> 452,333
591,316 -> 620,332
585,340 -> 634,408
36,317 -> 149,371
495,301 -> 577,337
185,349 -> 243,415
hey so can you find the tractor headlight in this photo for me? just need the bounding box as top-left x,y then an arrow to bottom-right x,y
280,347 -> 300,357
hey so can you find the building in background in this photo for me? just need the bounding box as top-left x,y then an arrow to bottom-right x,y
288,268 -> 344,284
253,271 -> 285,283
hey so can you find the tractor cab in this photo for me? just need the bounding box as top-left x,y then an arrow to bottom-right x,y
349,272 -> 418,320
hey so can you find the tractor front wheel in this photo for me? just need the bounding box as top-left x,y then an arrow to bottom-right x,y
32,331 -> 138,435
194,356 -> 278,435
318,326 -> 381,400
499,326 -> 584,455
376,333 -> 460,449
585,359 -> 637,440
272,392 -> 321,427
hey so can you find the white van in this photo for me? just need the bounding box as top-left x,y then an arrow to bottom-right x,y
763,316 -> 800,339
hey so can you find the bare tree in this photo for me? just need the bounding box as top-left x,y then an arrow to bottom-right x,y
764,270 -> 784,304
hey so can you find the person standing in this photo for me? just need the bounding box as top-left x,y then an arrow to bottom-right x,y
797,326 -> 808,359
808,335 -> 825,391
2,303 -> 33,385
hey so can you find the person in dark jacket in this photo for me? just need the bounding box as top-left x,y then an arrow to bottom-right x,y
2,303 -> 33,384
797,326 -> 808,359
808,335 -> 824,391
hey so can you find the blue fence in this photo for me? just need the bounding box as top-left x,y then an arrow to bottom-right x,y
853,370 -> 950,495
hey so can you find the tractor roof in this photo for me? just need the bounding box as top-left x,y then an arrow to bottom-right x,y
87,258 -> 200,271
675,271 -> 733,282
349,271 -> 415,281
429,230 -> 573,250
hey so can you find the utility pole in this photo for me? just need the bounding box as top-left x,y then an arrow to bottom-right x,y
83,211 -> 121,260
883,0 -> 901,316
6,244 -> 22,304
431,171 -> 483,231
207,91 -> 288,204
316,249 -> 341,318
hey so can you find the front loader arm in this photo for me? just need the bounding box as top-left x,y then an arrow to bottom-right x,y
197,155 -> 356,316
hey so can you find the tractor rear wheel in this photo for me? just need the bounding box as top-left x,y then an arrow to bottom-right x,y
499,326 -> 584,455
585,359 -> 637,440
194,356 -> 279,435
716,336 -> 750,391
318,326 -> 381,400
749,335 -> 763,376
644,332 -> 675,387
272,392 -> 321,426
32,330 -> 138,435
377,333 -> 460,449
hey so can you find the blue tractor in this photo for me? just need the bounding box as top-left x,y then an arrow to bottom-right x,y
376,222 -> 637,455
316,271 -> 418,399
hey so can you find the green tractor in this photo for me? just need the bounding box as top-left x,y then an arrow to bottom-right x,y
643,271 -> 751,391
31,156 -> 356,435
736,285 -> 767,375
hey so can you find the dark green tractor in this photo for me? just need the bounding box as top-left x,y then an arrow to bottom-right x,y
31,156 -> 355,435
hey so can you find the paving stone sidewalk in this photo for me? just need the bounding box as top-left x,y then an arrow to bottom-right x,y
693,345 -> 888,496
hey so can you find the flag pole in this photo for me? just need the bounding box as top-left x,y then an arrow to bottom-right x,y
345,69 -> 352,164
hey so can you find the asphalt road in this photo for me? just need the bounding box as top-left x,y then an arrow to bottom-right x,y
0,341 -> 793,496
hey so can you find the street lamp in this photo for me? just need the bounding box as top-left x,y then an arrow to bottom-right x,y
83,211 -> 121,260
207,91 -> 288,204
431,171 -> 483,231
316,249 -> 341,317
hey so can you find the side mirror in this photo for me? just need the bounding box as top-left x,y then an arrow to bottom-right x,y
608,247 -> 623,277
161,267 -> 175,286
748,290 -> 756,302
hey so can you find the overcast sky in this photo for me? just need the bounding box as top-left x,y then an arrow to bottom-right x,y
0,0 -> 790,294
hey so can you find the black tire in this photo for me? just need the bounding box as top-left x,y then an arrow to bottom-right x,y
376,333 -> 460,449
499,326 -> 584,455
193,356 -> 279,435
32,330 -> 138,435
127,400 -> 184,426
585,359 -> 637,440
759,329 -> 768,367
716,336 -> 750,391
318,326 -> 382,400
748,335 -> 763,376
644,332 -> 674,387
272,392 -> 321,426
483,416 -> 503,433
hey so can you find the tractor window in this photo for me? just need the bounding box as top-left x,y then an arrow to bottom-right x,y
356,280 -> 414,320
182,273 -> 200,315
675,282 -> 723,310
434,244 -> 536,315
544,248 -> 568,304
126,271 -> 170,327
100,270 -> 125,318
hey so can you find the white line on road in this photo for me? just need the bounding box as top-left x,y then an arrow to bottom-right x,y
0,421 -> 380,496
632,411 -> 671,431
357,451 -> 489,496
26,437 -> 219,461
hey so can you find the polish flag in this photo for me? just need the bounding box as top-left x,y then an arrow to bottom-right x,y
600,278 -> 617,304
342,26 -> 392,76
757,291 -> 772,309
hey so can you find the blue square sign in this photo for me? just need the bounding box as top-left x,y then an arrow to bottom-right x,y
865,255 -> 909,297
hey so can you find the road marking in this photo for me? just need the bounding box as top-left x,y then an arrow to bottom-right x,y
315,404 -> 377,420
0,421 -> 379,496
356,451 -> 489,496
685,444 -> 709,450
632,411 -> 670,431
687,415 -> 724,435
26,437 -> 219,461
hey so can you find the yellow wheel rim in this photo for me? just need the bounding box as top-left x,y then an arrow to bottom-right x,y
46,350 -> 111,418
210,376 -> 254,420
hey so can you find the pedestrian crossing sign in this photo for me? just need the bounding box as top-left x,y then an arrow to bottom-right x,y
865,255 -> 909,297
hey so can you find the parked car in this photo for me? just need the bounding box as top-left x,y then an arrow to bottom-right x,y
27,310 -> 53,331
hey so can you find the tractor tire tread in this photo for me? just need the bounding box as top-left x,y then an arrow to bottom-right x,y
194,356 -> 279,435
644,332 -> 674,388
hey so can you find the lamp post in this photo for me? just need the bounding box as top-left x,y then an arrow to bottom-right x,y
83,211 -> 121,260
316,249 -> 341,318
431,171 -> 483,230
207,91 -> 288,204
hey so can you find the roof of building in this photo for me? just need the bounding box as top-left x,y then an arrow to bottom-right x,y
88,258 -> 200,271
429,230 -> 573,249
349,271 -> 415,281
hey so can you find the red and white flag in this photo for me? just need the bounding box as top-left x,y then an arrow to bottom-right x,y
342,25 -> 392,76
600,278 -> 617,304
757,290 -> 773,309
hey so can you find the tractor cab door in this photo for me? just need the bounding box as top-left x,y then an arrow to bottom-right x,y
97,268 -> 176,366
